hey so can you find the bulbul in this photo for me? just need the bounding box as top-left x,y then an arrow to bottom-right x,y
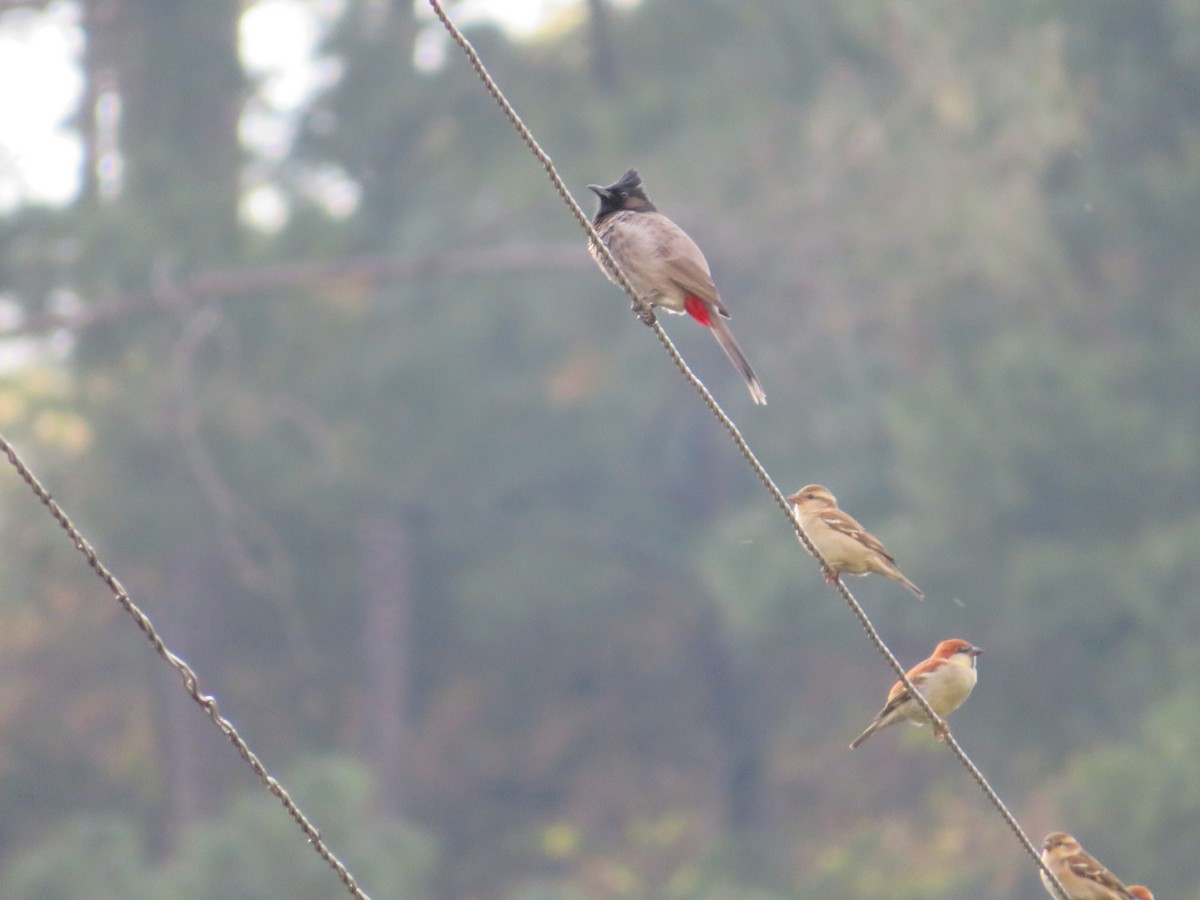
588,169 -> 767,405
850,638 -> 982,749
1040,832 -> 1137,899
788,484 -> 924,599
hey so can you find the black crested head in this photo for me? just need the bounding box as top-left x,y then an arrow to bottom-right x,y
588,168 -> 657,220
609,168 -> 643,195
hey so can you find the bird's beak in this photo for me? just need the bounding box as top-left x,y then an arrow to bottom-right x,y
588,184 -> 608,198
785,492 -> 801,504
970,646 -> 983,657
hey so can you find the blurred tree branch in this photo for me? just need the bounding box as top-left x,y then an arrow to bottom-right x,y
1,241 -> 592,338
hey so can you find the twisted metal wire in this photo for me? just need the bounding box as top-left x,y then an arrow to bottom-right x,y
0,433 -> 371,900
427,3 -> 1067,896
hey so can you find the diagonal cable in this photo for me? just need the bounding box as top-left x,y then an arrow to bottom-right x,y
426,3 -> 1068,897
0,433 -> 371,900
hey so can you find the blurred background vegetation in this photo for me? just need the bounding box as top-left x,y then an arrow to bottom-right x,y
0,0 -> 1197,897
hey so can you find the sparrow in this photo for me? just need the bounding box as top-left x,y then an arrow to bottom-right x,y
787,484 -> 924,599
1040,832 -> 1136,899
588,169 -> 767,405
849,638 -> 981,749
1127,888 -> 1153,900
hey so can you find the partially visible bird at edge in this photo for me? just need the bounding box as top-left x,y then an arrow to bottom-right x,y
1040,832 -> 1142,900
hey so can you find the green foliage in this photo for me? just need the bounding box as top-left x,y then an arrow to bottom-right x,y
2,816 -> 162,900
0,758 -> 435,900
1057,691 -> 1200,893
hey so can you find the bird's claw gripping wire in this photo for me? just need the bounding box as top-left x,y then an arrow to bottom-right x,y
632,301 -> 658,326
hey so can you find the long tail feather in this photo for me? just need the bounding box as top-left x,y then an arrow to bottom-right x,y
849,719 -> 881,750
707,316 -> 767,405
898,574 -> 925,601
877,556 -> 924,600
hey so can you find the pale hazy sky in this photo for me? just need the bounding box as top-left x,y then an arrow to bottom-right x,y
0,0 -> 594,211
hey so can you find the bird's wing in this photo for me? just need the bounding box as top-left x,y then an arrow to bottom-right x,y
881,656 -> 945,707
817,509 -> 896,563
878,684 -> 912,716
651,216 -> 727,314
1065,853 -> 1132,897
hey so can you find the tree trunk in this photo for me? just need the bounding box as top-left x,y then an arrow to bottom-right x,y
80,0 -> 243,260
357,512 -> 414,817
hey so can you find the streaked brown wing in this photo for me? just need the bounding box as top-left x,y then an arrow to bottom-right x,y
818,509 -> 896,563
1066,852 -> 1131,896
